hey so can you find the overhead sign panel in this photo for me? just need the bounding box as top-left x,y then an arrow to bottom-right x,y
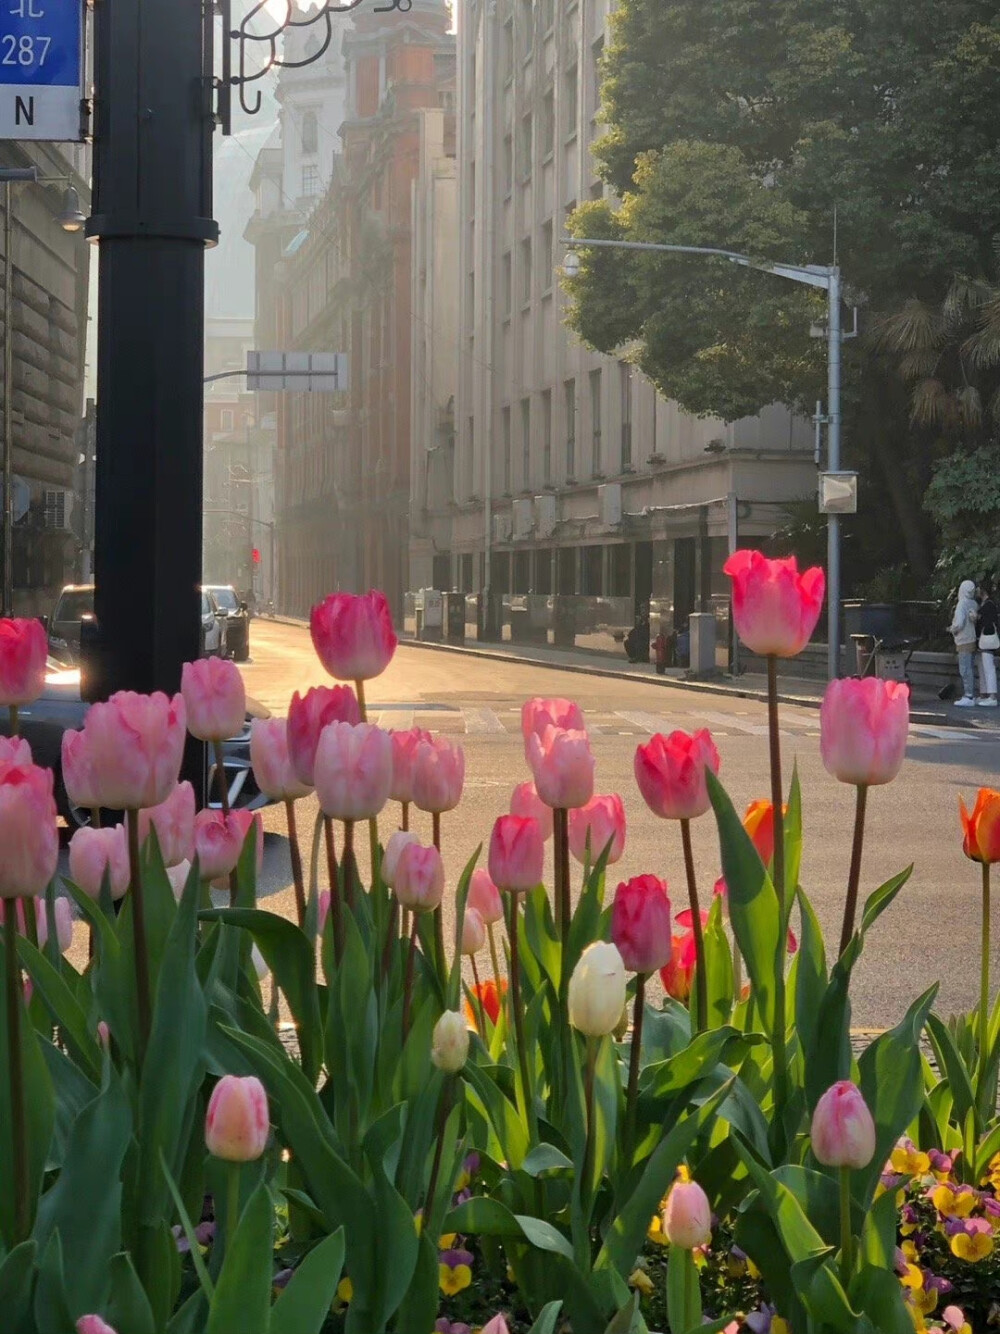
246,350 -> 349,392
0,0 -> 85,142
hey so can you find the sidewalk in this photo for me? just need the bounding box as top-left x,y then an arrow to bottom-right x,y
397,631 -> 1000,732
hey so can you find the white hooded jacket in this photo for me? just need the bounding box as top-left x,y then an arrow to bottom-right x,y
950,580 -> 979,647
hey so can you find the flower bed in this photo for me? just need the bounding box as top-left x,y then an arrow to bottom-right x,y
0,566 -> 997,1333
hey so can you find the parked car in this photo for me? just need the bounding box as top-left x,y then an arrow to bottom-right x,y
201,588 -> 226,657
205,584 -> 250,661
1,659 -> 272,828
45,583 -> 95,665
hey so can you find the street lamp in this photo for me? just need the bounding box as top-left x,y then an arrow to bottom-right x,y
562,235 -> 847,681
1,167 -> 87,614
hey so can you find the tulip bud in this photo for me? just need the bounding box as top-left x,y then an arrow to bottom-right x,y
0,616 -> 47,706
314,721 -> 393,821
383,830 -> 419,888
467,867 -> 503,924
0,760 -> 59,898
462,906 -> 486,955
611,875 -> 672,974
431,1010 -> 470,1072
193,809 -> 243,882
662,1179 -> 712,1249
412,735 -> 465,814
820,678 -> 909,787
76,1317 -> 118,1334
394,842 -> 445,913
79,690 -> 186,811
568,941 -> 627,1037
389,726 -> 432,804
181,657 -> 246,742
250,717 -> 312,801
960,788 -> 1000,864
724,549 -> 825,658
69,824 -> 130,901
488,814 -> 544,893
137,781 -> 195,868
480,1318 -> 511,1334
97,1020 -> 110,1049
205,1074 -> 270,1162
634,729 -> 720,822
310,589 -> 398,682
317,889 -> 331,935
568,793 -> 626,865
287,684 -> 361,786
35,896 -> 73,954
810,1080 -> 876,1169
510,779 -> 554,839
521,697 -> 585,758
526,726 -> 595,810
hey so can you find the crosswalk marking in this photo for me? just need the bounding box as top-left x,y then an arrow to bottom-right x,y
378,710 -> 413,730
464,707 -> 506,734
614,710 -> 687,734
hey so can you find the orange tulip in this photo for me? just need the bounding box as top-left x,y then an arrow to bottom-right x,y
743,800 -> 779,866
463,978 -> 508,1031
960,789 -> 1000,864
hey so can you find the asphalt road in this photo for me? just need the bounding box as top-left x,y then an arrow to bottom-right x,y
219,619 -> 996,1031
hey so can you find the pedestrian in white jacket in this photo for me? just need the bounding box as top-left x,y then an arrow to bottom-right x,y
950,579 -> 979,706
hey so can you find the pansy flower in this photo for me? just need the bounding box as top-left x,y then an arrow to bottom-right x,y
930,1184 -> 977,1219
948,1217 -> 994,1262
892,1140 -> 931,1177
438,1248 -> 474,1296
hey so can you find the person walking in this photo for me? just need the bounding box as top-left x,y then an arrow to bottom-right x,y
977,578 -> 999,707
949,578 -> 979,707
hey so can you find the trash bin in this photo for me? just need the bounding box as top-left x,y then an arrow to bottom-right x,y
851,633 -> 875,677
477,590 -> 502,642
552,595 -> 576,648
417,589 -> 443,642
445,592 -> 466,644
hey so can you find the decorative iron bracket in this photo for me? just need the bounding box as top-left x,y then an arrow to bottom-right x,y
219,0 -> 412,132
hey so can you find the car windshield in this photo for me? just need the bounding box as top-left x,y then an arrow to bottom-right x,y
201,593 -> 211,615
54,590 -> 94,622
210,588 -> 239,611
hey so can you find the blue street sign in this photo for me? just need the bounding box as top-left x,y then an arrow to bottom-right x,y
0,0 -> 84,141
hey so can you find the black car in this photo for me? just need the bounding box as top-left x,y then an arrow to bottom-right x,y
48,584 -> 229,663
204,584 -> 250,662
3,660 -> 272,828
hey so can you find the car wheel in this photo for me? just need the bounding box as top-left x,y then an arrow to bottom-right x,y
234,632 -> 250,663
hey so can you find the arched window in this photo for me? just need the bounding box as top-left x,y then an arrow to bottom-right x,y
301,110 -> 318,155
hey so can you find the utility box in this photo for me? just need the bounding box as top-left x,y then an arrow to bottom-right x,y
415,589 -> 443,641
688,612 -> 717,676
444,592 -> 466,644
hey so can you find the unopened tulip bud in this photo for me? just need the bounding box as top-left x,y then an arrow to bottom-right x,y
35,896 -> 73,954
462,906 -> 486,956
69,824 -> 130,901
97,1020 -> 110,1049
181,657 -> 246,742
480,1318 -> 511,1334
383,830 -> 419,888
568,941 -> 627,1037
431,1010 -> 470,1073
310,589 -> 397,682
0,616 -> 47,706
205,1074 -> 269,1162
467,867 -> 504,924
394,842 -> 445,913
662,1179 -> 712,1249
810,1080 -> 876,1169
76,1317 -> 118,1334
488,814 -> 544,893
724,549 -> 825,658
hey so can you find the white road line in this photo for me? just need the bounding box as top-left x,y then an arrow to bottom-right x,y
614,710 -> 687,734
464,707 -> 506,734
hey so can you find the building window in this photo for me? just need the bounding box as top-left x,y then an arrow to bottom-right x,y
518,112 -> 533,178
301,109 -> 318,154
620,362 -> 633,471
502,133 -> 513,193
541,221 -> 553,291
542,389 -> 552,484
521,396 -> 531,488
589,369 -> 602,476
502,406 -> 512,493
564,64 -> 578,136
220,409 -> 234,434
540,87 -> 555,158
502,251 -> 512,317
520,237 -> 532,305
589,35 -> 604,119
564,378 -> 576,479
301,163 -> 319,197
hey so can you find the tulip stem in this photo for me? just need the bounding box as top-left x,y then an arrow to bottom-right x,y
354,678 -> 367,722
981,861 -> 992,1088
432,811 -> 441,851
554,808 -> 570,948
766,655 -> 789,1132
487,921 -> 504,987
506,895 -> 535,1133
225,1161 -> 241,1261
470,953 -> 489,1038
431,812 -> 447,989
680,820 -> 708,1034
342,820 -> 357,912
839,784 -> 868,958
401,800 -> 409,832
127,808 -> 151,1065
323,816 -> 344,964
380,894 -> 400,983
424,1075 -> 453,1227
582,1035 -> 598,1205
8,703 -> 16,737
3,896 -> 28,1242
839,1165 -> 854,1290
623,973 -> 646,1165
402,914 -> 419,1041
285,799 -> 306,929
90,806 -> 101,830
213,740 -> 230,815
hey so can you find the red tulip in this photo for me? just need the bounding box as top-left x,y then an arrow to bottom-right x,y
69,824 -> 130,900
510,779 -> 554,839
724,549 -> 825,658
250,717 -> 312,801
181,658 -> 246,742
137,780 -> 195,868
287,685 -> 361,786
467,867 -> 503,925
635,729 -> 720,821
488,814 -> 544,893
394,841 -> 445,912
314,721 -> 393,821
193,809 -> 244,881
205,1074 -> 269,1162
0,616 -> 47,706
659,932 -> 697,1003
527,726 -> 595,810
78,690 -> 186,810
611,874 -> 672,974
521,697 -> 585,758
960,789 -> 1000,865
0,760 -> 58,897
389,726 -> 433,804
820,677 -> 909,787
569,793 -> 626,865
310,589 -> 397,682
412,735 -> 465,814
810,1080 -> 876,1169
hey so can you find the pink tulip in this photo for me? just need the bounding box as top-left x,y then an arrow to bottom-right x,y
317,888 -> 331,935
568,793 -> 626,865
488,814 -> 544,893
0,735 -> 30,764
810,1080 -> 876,1169
527,726 -> 594,810
0,617 -> 47,706
724,548 -> 825,658
205,1074 -> 269,1162
181,657 -> 246,742
389,726 -> 432,804
227,808 -> 264,874
662,1179 -> 712,1249
69,824 -> 130,901
393,841 -> 445,912
480,1318 -> 511,1334
96,1021 -> 110,1049
635,729 -> 720,821
250,717 -> 312,801
462,905 -> 486,955
467,867 -> 503,924
611,875 -> 673,974
61,726 -> 100,811
287,684 -> 361,786
820,678 -> 910,787
314,721 -> 393,821
383,830 -> 419,888
412,735 -> 465,814
193,809 -> 243,881
166,860 -> 193,900
521,697 -> 585,759
510,780 -> 554,840
79,691 -> 186,810
34,896 -> 74,954
76,1318 -> 118,1334
137,780 -> 195,868
0,760 -> 58,897
310,589 -> 397,682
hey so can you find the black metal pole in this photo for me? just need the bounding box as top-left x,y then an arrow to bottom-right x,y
86,0 -> 216,794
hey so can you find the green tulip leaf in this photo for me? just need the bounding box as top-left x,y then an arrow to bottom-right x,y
393,1231 -> 441,1334
848,1264 -> 914,1334
794,889 -> 828,1071
528,1302 -> 564,1334
444,1195 -> 574,1260
925,1013 -> 976,1137
205,1181 -> 272,1334
105,1253 -> 157,1334
0,1240 -> 36,1334
860,866 -> 913,937
16,935 -> 101,1082
666,1248 -> 701,1334
270,1228 -> 345,1334
34,1231 -> 73,1334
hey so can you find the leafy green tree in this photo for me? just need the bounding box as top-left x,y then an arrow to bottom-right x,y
567,0 -> 1000,579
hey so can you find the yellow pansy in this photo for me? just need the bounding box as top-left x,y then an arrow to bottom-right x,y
901,1241 -> 919,1263
747,1257 -> 762,1281
628,1268 -> 654,1297
335,1277 -> 353,1305
647,1212 -> 668,1247
439,1262 -> 473,1296
899,1263 -> 924,1292
931,1185 -> 977,1218
438,1232 -> 457,1249
772,1320 -> 791,1334
892,1145 -> 931,1176
950,1231 -> 994,1262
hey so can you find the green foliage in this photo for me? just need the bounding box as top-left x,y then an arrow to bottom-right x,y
924,441 -> 1000,592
